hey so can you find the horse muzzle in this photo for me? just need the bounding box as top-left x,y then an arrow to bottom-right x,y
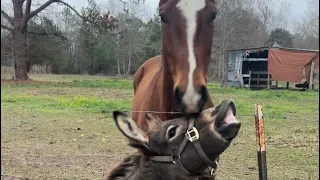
174,85 -> 209,115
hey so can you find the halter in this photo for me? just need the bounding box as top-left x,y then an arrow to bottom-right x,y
149,118 -> 218,177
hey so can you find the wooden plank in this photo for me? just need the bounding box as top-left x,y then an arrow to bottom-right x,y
243,58 -> 268,61
251,71 -> 269,75
309,61 -> 315,90
257,72 -> 260,87
257,85 -> 268,88
242,74 -> 250,77
251,84 -> 268,88
267,73 -> 270,89
250,78 -> 269,81
249,70 -> 251,88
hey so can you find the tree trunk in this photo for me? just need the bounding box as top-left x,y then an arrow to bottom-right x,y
122,51 -> 126,76
12,29 -> 29,80
12,0 -> 29,80
117,57 -> 121,76
126,49 -> 132,76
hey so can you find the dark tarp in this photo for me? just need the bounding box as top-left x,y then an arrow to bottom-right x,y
268,48 -> 319,83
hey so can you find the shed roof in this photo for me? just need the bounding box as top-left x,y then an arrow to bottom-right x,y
227,46 -> 319,53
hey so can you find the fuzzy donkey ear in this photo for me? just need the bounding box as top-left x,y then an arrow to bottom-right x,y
113,111 -> 149,149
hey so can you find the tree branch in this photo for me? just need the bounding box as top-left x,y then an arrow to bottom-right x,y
28,0 -> 86,22
1,24 -> 13,31
28,0 -> 56,20
27,0 -> 122,36
23,0 -> 32,26
27,31 -> 69,41
57,0 -> 123,36
25,0 -> 32,15
1,9 -> 14,25
55,0 -> 84,18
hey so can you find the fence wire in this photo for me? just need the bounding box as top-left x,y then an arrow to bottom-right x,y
1,103 -> 318,122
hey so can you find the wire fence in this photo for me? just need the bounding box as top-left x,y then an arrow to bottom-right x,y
1,103 -> 318,123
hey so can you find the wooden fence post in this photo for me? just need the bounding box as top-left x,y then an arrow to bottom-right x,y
267,73 -> 270,89
254,104 -> 268,180
309,61 -> 315,90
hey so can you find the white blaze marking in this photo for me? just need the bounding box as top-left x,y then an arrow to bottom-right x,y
177,0 -> 205,107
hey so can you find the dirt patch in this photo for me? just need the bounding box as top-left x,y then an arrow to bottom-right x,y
1,175 -> 30,180
1,80 -> 70,86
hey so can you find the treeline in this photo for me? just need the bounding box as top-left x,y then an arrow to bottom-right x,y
1,0 -> 318,79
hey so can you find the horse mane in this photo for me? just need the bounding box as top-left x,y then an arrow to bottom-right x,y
133,67 -> 144,95
107,153 -> 141,180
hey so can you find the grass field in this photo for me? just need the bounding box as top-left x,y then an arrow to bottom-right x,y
1,74 -> 319,180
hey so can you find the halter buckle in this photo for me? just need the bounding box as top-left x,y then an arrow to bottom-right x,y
185,127 -> 199,142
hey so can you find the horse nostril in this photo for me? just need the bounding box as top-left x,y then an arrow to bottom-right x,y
174,87 -> 184,105
199,85 -> 208,102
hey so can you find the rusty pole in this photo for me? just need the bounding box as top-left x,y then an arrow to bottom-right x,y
254,104 -> 268,180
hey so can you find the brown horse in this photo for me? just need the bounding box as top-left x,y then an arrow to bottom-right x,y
132,0 -> 217,131
108,99 -> 240,180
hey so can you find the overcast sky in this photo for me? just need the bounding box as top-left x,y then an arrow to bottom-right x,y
63,0 -> 308,31
65,0 -> 308,20
1,0 -> 309,30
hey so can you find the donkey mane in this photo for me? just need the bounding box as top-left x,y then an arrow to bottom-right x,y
107,153 -> 141,180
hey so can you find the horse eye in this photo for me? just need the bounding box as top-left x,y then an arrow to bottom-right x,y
208,12 -> 216,22
159,14 -> 167,23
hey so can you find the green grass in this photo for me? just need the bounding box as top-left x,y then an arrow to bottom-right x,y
1,74 -> 319,180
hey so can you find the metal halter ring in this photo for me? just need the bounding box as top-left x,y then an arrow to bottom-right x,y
210,167 -> 215,176
210,160 -> 219,176
185,127 -> 200,142
170,154 -> 176,164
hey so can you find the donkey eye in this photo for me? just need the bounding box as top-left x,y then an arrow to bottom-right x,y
168,127 -> 176,138
166,125 -> 178,140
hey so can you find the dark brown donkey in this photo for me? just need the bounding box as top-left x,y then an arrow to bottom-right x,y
107,99 -> 241,180
132,0 -> 218,130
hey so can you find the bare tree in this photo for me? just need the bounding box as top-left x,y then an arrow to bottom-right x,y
211,0 -> 268,82
107,0 -> 150,76
0,0 -> 92,80
292,0 -> 319,50
256,0 -> 290,32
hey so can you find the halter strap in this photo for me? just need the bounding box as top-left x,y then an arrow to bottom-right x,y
149,118 -> 218,177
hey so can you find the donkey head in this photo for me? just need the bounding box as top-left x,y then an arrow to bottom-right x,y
112,99 -> 240,178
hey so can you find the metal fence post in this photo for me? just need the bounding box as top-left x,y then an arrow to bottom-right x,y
254,104 -> 268,180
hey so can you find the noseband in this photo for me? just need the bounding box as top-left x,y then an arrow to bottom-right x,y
149,118 -> 218,177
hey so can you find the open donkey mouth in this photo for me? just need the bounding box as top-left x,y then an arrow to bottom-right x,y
214,100 -> 241,141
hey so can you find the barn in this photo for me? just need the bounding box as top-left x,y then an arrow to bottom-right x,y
226,43 -> 319,90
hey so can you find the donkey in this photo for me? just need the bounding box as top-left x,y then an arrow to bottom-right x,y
107,99 -> 240,180
132,0 -> 218,131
